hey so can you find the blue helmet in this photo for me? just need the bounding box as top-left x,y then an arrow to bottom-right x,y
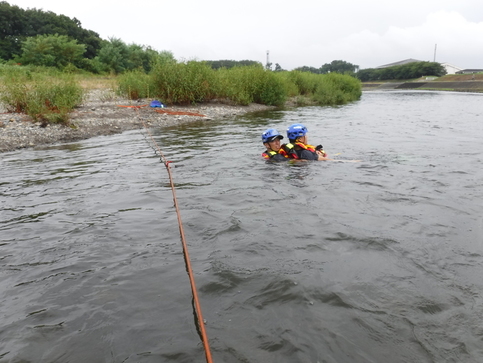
262,128 -> 284,143
287,123 -> 307,140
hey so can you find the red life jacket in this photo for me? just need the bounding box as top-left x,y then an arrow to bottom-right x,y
262,150 -> 278,159
263,144 -> 299,159
295,142 -> 316,152
294,142 -> 327,157
280,143 -> 299,159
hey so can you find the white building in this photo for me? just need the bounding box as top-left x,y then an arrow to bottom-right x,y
440,63 -> 462,75
376,58 -> 423,68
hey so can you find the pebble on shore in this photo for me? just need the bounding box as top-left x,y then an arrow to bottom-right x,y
0,90 -> 273,153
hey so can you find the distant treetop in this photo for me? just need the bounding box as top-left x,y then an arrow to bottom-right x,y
204,59 -> 262,69
0,1 -> 102,60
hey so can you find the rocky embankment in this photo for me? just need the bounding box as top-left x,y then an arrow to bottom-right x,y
0,90 -> 273,153
363,80 -> 483,92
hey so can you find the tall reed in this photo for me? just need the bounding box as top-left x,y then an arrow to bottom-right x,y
312,73 -> 362,105
117,70 -> 153,99
216,65 -> 287,106
149,61 -> 217,104
115,61 -> 361,107
0,69 -> 84,124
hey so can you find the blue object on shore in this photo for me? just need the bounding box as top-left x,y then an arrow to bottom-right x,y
150,100 -> 166,108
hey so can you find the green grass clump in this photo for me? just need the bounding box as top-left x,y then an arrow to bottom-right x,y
116,62 -> 288,106
115,61 -> 362,106
283,71 -> 319,95
0,71 -> 84,124
150,61 -> 217,104
117,70 -> 153,99
216,65 -> 286,106
0,64 -> 64,78
252,68 -> 287,106
114,60 -> 361,107
312,73 -> 362,105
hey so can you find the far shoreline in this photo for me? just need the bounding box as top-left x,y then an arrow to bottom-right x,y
362,79 -> 483,92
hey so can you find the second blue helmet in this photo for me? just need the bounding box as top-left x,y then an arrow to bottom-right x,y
287,123 -> 307,140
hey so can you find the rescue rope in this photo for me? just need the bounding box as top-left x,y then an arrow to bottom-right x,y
124,105 -> 214,363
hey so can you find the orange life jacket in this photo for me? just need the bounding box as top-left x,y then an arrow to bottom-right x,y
263,144 -> 298,159
280,143 -> 299,159
295,142 -> 316,152
262,150 -> 278,159
294,142 -> 327,157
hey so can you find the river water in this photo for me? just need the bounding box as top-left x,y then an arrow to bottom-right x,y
1,90 -> 482,363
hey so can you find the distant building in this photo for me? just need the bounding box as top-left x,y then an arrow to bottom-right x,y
456,69 -> 483,74
440,63 -> 462,75
376,58 -> 423,68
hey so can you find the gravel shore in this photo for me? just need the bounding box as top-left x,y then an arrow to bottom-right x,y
0,90 -> 274,153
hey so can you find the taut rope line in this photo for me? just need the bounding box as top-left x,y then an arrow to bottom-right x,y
126,105 -> 214,363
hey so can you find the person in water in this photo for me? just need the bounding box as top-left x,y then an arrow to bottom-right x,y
285,123 -> 330,161
261,128 -> 292,161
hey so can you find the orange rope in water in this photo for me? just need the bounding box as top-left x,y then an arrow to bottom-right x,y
126,105 -> 214,363
154,109 -> 205,117
116,104 -> 205,117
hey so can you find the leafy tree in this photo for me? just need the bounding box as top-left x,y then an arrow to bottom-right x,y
94,37 -> 130,74
17,34 -> 86,68
94,38 -> 172,74
126,43 -> 163,72
292,66 -> 321,74
356,61 -> 446,81
157,50 -> 176,64
204,59 -> 262,70
274,63 -> 284,72
0,1 -> 25,59
320,60 -> 359,75
356,69 -> 373,82
0,1 -> 101,60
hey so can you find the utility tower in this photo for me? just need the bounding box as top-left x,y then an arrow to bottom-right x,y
266,50 -> 271,70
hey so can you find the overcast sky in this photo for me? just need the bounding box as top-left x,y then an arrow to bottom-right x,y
8,0 -> 483,70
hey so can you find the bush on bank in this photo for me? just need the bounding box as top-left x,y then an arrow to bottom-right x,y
117,61 -> 361,107
0,66 -> 84,124
312,73 -> 362,105
149,60 -> 217,104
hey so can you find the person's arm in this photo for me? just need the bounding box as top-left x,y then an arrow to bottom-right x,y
316,150 -> 332,161
298,149 -> 319,160
272,153 -> 288,161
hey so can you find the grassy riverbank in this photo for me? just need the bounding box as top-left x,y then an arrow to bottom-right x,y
0,63 -> 362,126
117,61 -> 362,107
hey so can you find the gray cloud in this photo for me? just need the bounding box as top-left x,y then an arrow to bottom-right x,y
10,0 -> 483,70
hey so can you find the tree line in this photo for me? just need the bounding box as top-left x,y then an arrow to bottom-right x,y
356,62 -> 446,81
0,2 -> 446,80
293,60 -> 447,81
0,1 -> 100,60
0,1 -> 174,74
293,60 -> 359,76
